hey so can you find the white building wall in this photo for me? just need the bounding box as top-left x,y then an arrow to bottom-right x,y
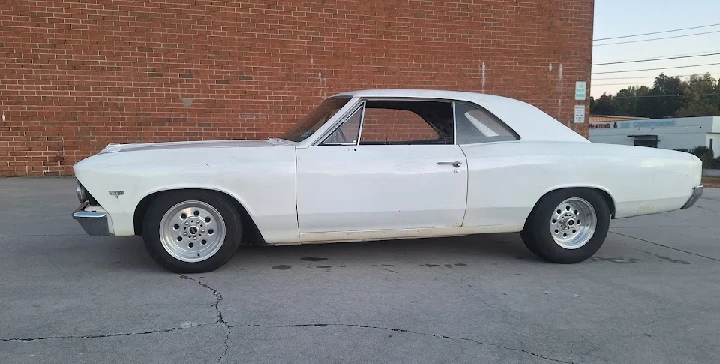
589,116 -> 719,157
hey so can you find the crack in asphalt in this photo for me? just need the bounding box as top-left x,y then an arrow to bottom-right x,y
0,234 -> 90,238
0,324 -> 207,342
2,276 -> 231,350
611,226 -> 709,228
611,231 -> 719,262
241,323 -> 574,364
695,205 -> 720,214
2,320 -> 574,363
180,275 -> 230,364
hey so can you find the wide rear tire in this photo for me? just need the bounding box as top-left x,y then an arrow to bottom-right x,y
142,190 -> 242,273
521,189 -> 610,264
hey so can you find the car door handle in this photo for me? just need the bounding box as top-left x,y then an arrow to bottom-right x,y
437,161 -> 462,168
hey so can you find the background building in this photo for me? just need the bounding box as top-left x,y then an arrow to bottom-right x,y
589,116 -> 720,157
0,1 -> 594,176
590,115 -> 648,123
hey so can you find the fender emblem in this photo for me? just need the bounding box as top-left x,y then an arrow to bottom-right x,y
109,191 -> 125,198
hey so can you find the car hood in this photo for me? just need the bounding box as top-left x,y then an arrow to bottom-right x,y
97,138 -> 295,154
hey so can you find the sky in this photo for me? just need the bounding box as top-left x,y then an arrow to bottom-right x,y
591,0 -> 720,98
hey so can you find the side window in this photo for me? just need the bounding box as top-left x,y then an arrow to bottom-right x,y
320,104 -> 363,146
359,100 -> 454,145
455,102 -> 518,144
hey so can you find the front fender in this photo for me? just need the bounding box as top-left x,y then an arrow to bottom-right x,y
74,145 -> 300,243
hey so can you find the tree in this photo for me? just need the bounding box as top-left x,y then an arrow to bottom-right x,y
614,86 -> 650,116
590,94 -> 615,115
691,146 -> 716,168
677,73 -> 719,117
643,73 -> 684,118
590,72 -> 720,118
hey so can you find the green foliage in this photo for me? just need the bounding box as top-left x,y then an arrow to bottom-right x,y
677,74 -> 720,117
691,146 -> 716,168
590,72 -> 720,118
590,94 -> 615,115
613,86 -> 650,116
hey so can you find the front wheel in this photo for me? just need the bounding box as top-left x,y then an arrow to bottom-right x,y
521,189 -> 610,264
142,190 -> 242,273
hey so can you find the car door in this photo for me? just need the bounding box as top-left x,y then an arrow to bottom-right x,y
295,98 -> 468,238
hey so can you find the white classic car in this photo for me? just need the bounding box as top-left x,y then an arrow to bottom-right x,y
73,89 -> 703,273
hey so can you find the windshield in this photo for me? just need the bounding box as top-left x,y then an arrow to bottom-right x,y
279,96 -> 352,142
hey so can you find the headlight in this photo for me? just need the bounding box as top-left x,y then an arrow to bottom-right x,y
76,181 -> 89,202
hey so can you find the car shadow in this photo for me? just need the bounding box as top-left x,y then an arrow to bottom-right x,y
101,233 -> 545,272
91,236 -> 168,273
225,233 -> 544,269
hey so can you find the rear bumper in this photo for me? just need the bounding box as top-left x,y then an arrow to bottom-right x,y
681,185 -> 703,209
73,201 -> 112,236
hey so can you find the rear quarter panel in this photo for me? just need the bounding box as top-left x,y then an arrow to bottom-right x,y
460,141 -> 701,231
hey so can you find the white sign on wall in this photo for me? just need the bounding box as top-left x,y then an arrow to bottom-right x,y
575,81 -> 587,101
574,105 -> 585,123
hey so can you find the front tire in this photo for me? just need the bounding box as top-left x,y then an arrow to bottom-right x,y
521,189 -> 610,264
142,190 -> 242,273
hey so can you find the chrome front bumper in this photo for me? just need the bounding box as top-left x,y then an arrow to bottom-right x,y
681,185 -> 703,209
73,201 -> 112,236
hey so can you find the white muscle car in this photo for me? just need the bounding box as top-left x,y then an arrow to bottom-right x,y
72,89 -> 704,273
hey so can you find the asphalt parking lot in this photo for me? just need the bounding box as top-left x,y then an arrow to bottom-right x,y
1,178 -> 719,364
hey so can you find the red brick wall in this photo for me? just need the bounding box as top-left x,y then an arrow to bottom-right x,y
0,0 -> 594,176
361,109 -> 439,142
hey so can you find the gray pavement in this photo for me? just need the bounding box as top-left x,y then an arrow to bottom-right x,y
1,177 -> 719,364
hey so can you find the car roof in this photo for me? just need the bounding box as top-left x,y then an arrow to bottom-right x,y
333,89 -> 589,143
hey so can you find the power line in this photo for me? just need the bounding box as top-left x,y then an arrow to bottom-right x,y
593,22 -> 720,42
592,82 -> 651,87
593,51 -> 720,66
592,61 -> 720,75
593,74 -> 717,85
613,92 -> 720,99
594,29 -> 720,47
593,74 -> 709,81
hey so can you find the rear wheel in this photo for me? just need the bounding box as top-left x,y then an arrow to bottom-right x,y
142,190 -> 242,273
521,189 -> 610,264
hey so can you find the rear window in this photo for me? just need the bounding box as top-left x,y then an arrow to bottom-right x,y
455,102 -> 518,144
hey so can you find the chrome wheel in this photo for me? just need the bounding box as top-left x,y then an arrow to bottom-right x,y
159,200 -> 226,263
549,197 -> 597,249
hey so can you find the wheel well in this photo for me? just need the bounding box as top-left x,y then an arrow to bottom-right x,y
133,189 -> 266,245
535,187 -> 616,219
595,189 -> 617,218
